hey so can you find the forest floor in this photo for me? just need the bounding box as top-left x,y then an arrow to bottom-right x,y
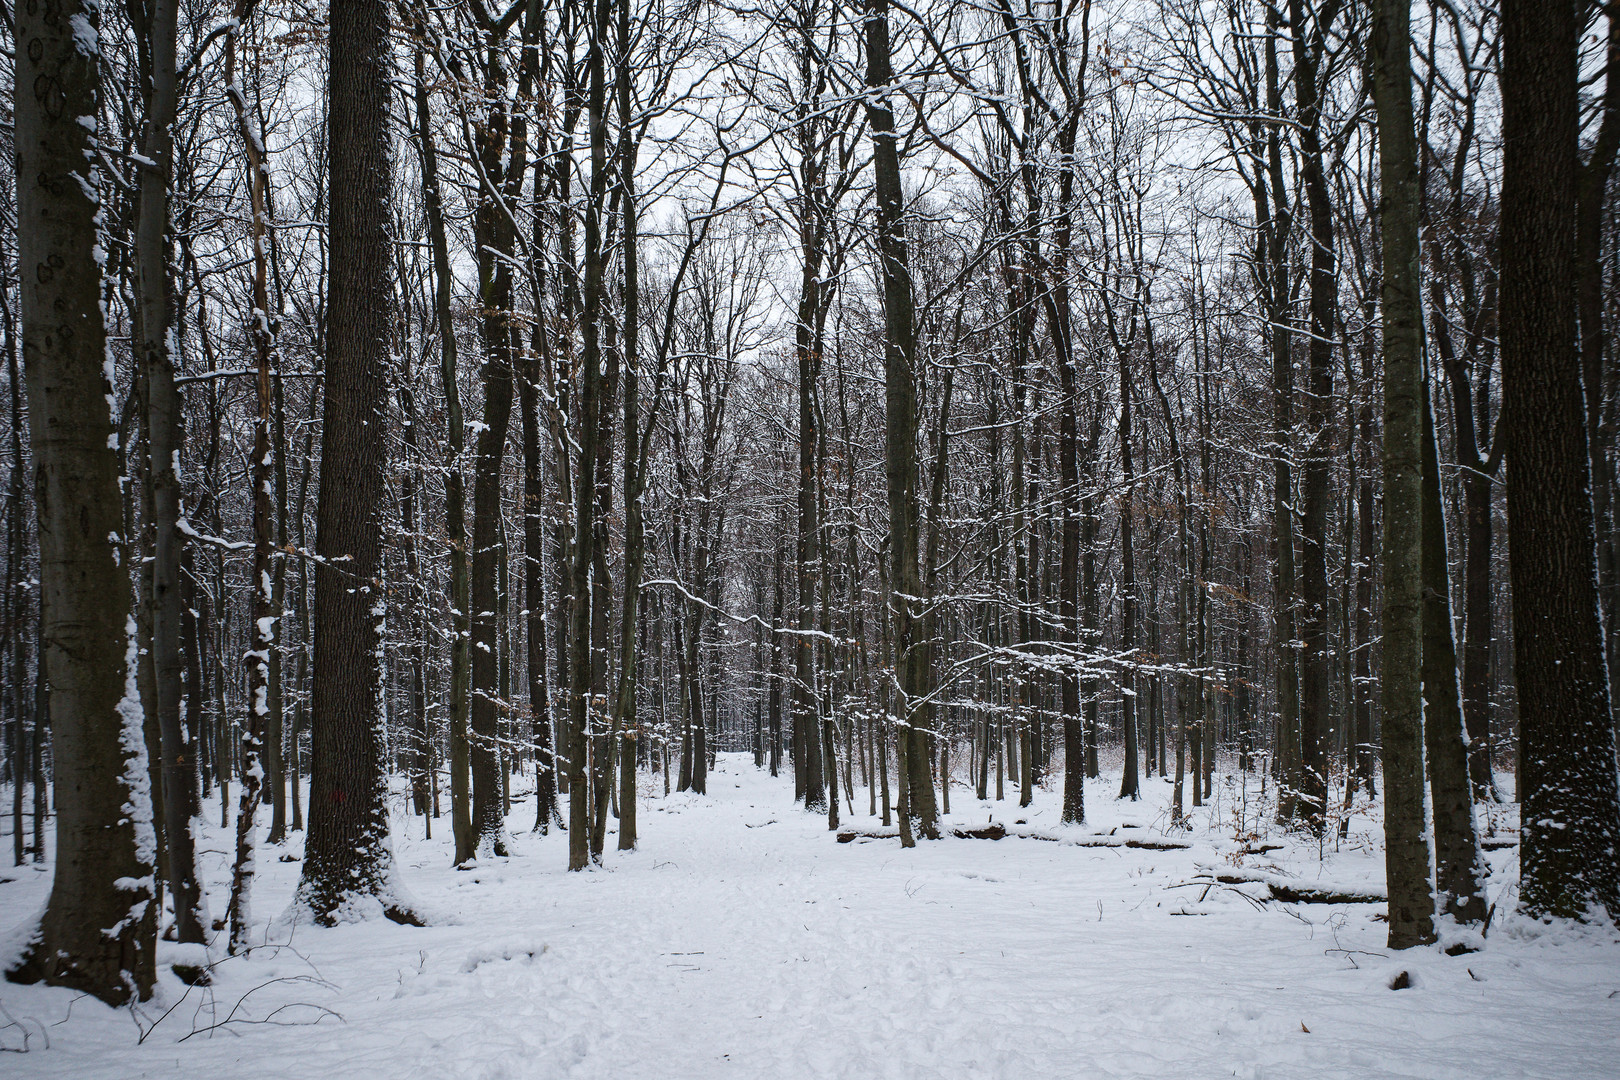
1,753 -> 1616,1079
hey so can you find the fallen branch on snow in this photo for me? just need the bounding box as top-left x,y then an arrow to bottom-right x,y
1191,863 -> 1386,905
835,824 -> 1191,850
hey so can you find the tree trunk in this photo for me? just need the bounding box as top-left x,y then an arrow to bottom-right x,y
1576,7 -> 1620,746
132,0 -> 205,947
224,7 -> 278,954
1289,0 -> 1340,835
1372,0 -> 1436,949
864,0 -> 937,843
296,0 -> 415,924
1421,378 -> 1488,937
412,33 -> 473,864
568,0 -> 609,870
1262,6 -> 1299,825
7,0 -> 158,1002
1499,0 -> 1620,922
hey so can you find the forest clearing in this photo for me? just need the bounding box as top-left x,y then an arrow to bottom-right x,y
3,755 -> 1614,1079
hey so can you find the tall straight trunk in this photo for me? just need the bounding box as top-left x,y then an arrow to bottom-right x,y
7,0 -> 158,1002
568,0 -> 609,870
675,608 -> 695,790
1196,319 -> 1217,801
820,465 -> 840,830
469,11 -> 531,860
1576,8 -> 1620,739
412,35 -> 473,864
296,0 -> 414,924
131,0 -> 205,947
1148,338 -> 1192,822
864,0 -> 937,843
1054,144 -> 1089,818
613,0 -> 643,850
922,360 -> 956,833
1372,0 -> 1436,949
1234,538 -> 1253,773
1499,0 -> 1620,922
1117,341 -> 1138,801
1421,379 -> 1488,936
588,309 -> 619,849
520,196 -> 557,832
6,329 -> 26,868
1289,0 -> 1340,834
1261,7 -> 1299,823
1435,302 -> 1500,801
290,393 -> 314,832
397,350 -> 431,821
1353,350 -> 1378,797
225,9 -> 277,954
267,369 -> 290,842
769,544 -> 785,777
794,280 -> 824,810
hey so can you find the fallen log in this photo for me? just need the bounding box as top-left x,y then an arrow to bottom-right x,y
835,825 -> 1004,843
834,824 -> 1190,850
1194,863 -> 1387,904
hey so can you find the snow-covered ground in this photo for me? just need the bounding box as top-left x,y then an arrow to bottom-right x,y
1,753 -> 1615,1079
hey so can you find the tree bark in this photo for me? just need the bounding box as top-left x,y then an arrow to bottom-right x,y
1372,0 -> 1436,949
1500,0 -> 1620,922
1289,0 -> 1340,834
7,0 -> 158,1002
863,0 -> 937,843
412,30 -> 474,864
1421,378 -> 1488,937
130,0 -> 205,947
296,0 -> 415,924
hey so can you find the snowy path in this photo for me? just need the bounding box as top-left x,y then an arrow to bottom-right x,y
2,754 -> 1617,1079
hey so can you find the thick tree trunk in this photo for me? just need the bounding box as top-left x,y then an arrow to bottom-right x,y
794,270 -> 824,810
295,0 -> 414,924
1500,0 -> 1620,922
864,0 -> 937,844
469,9 -> 534,860
7,0 -> 158,1002
1354,350 -> 1378,799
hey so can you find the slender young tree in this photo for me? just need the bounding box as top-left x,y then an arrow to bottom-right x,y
1289,0 -> 1341,834
129,0 -> 206,948
410,23 -> 475,864
1420,378 -> 1487,939
568,0 -> 610,871
224,2 -> 279,953
1371,0 -> 1436,949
